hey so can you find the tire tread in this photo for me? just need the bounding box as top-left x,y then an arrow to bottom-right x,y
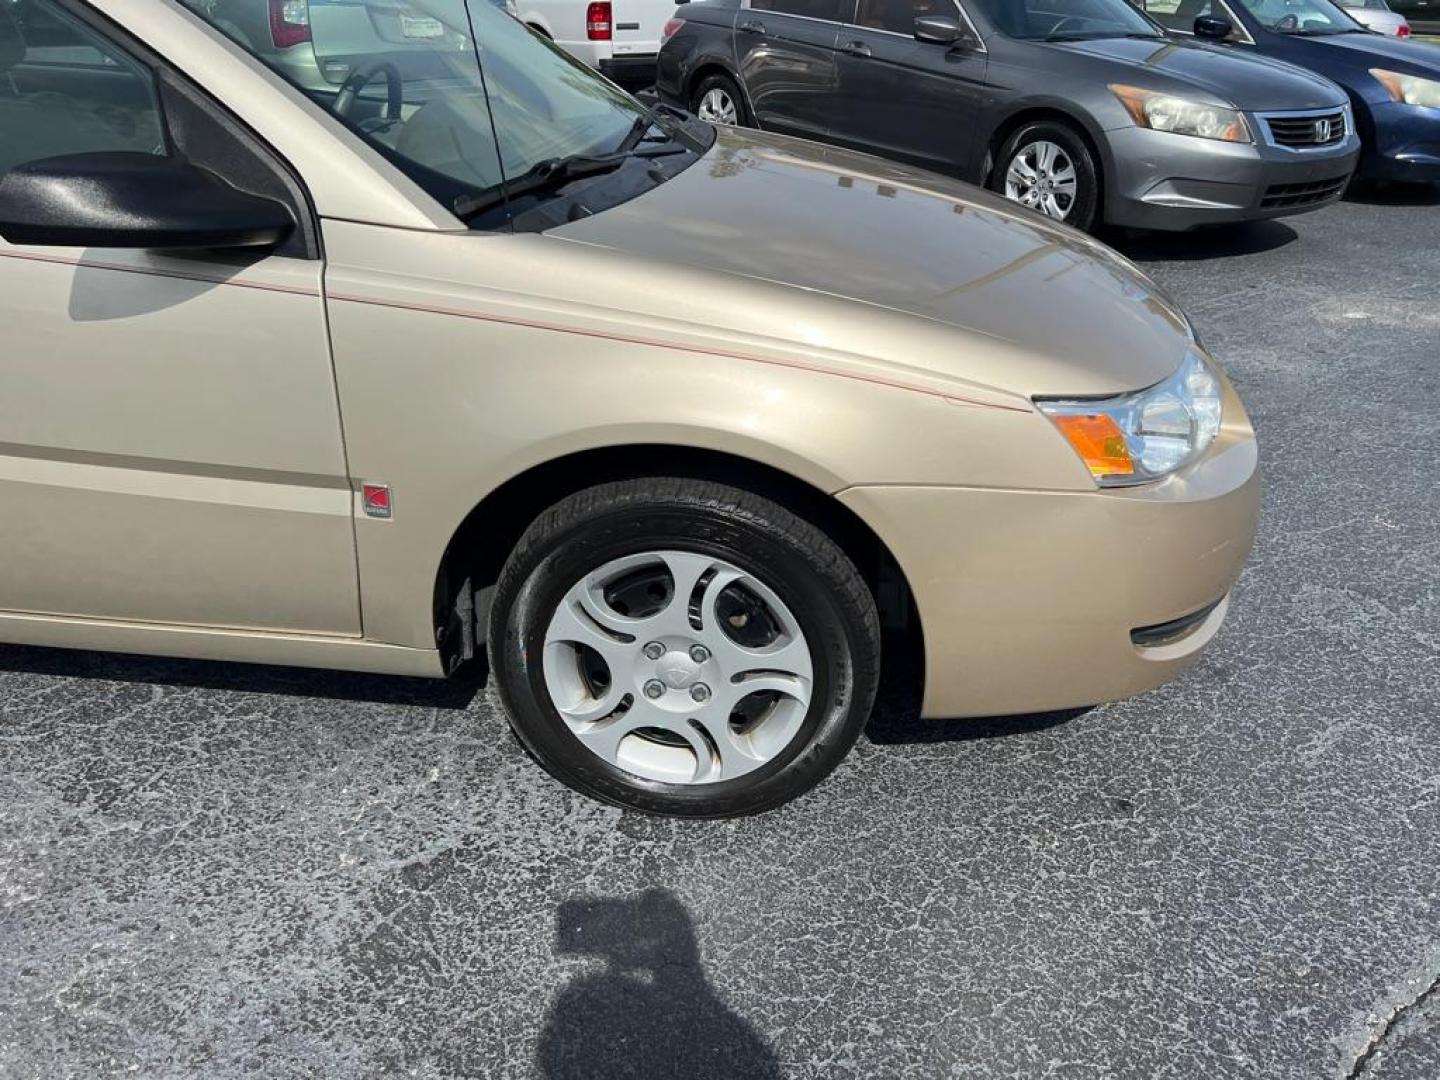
489,477 -> 880,817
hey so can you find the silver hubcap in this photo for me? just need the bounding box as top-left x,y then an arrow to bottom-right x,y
1004,140 -> 1079,221
541,551 -> 814,785
697,88 -> 738,126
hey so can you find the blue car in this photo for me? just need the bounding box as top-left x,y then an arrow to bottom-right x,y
1134,0 -> 1440,182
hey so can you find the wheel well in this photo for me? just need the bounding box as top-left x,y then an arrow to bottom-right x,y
686,63 -> 740,108
433,445 -> 922,689
984,108 -> 1106,199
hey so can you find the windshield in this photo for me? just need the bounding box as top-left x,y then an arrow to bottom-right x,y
1229,0 -> 1362,31
971,0 -> 1164,38
180,0 -> 669,213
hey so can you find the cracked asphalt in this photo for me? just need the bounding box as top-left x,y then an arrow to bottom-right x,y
2,187 -> 1439,1080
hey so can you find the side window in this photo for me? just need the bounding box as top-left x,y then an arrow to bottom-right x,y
1135,0 -> 1215,31
750,0 -> 851,20
853,0 -> 962,32
0,0 -> 167,176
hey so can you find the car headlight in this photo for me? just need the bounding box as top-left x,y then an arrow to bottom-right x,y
1037,352 -> 1224,486
1370,69 -> 1440,109
1110,84 -> 1251,143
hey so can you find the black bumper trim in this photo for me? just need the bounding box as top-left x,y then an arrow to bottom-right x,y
1131,599 -> 1224,649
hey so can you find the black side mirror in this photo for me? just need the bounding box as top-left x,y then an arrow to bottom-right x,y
1193,14 -> 1234,39
914,15 -> 968,46
0,152 -> 294,251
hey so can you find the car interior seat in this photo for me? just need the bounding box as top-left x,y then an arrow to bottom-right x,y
0,4 -> 164,176
0,3 -> 25,87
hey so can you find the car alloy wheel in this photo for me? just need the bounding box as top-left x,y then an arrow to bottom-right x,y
489,478 -> 881,817
697,87 -> 739,126
1004,140 -> 1079,222
542,550 -> 813,785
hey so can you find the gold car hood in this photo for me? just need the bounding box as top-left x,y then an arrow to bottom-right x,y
549,126 -> 1194,397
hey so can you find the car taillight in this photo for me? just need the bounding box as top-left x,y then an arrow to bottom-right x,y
586,1 -> 612,40
269,0 -> 311,48
662,17 -> 685,40
1398,23 -> 1411,37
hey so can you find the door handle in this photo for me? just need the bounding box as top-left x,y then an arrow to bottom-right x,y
841,40 -> 871,57
738,19 -> 767,34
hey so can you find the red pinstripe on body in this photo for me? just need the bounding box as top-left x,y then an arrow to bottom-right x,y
326,291 -> 1032,414
0,248 -> 318,297
0,247 -> 1029,413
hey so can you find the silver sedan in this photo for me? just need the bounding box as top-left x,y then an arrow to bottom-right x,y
1335,0 -> 1414,35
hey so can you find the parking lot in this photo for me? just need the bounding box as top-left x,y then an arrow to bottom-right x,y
1,184 -> 1438,1079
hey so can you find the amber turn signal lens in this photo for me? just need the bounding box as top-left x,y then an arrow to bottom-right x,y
1050,413 -> 1135,479
1111,84 -> 1152,128
1371,69 -> 1404,102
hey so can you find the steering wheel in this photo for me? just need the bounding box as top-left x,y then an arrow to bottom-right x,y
334,61 -> 404,123
1048,15 -> 1086,33
1275,12 -> 1300,30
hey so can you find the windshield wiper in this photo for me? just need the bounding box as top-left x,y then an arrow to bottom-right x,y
1040,31 -> 1161,40
614,100 -> 697,154
453,144 -> 688,220
454,154 -> 626,219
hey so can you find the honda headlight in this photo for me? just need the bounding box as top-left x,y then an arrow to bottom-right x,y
1371,69 -> 1440,109
1110,84 -> 1251,143
1037,352 -> 1224,486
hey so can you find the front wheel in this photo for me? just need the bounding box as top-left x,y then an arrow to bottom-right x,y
691,72 -> 748,127
489,479 -> 881,817
990,121 -> 1100,232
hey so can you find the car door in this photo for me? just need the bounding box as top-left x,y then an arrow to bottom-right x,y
0,0 -> 360,635
735,0 -> 845,138
826,0 -> 988,175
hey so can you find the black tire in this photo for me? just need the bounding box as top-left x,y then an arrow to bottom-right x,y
990,120 -> 1101,233
690,71 -> 749,127
489,478 -> 881,817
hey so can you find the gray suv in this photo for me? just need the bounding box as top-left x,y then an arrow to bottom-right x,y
657,0 -> 1361,230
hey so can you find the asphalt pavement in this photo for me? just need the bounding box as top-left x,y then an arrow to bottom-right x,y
2,187 -> 1438,1080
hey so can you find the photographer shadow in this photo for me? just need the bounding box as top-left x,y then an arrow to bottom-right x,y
538,889 -> 782,1080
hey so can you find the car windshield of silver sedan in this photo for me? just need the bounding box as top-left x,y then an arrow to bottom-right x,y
182,0 -> 708,225
1230,0 -> 1365,32
971,0 -> 1165,39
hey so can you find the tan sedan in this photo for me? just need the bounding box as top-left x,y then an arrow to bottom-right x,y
0,0 -> 1258,816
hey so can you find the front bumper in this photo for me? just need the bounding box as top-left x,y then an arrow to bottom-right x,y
1105,123 -> 1359,231
839,378 -> 1260,719
1357,101 -> 1440,182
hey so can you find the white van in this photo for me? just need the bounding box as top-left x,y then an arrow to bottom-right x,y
513,0 -> 676,86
